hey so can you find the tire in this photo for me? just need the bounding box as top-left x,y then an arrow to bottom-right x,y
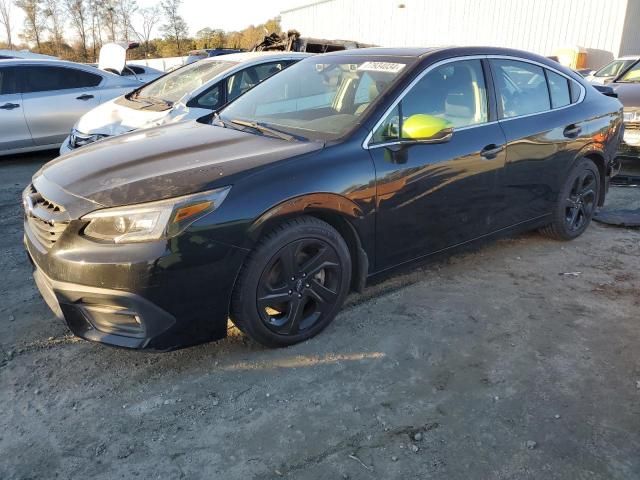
540,158 -> 601,240
231,216 -> 352,347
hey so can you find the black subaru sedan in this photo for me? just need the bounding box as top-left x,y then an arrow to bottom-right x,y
23,47 -> 623,350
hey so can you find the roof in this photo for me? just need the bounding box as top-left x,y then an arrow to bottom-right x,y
201,51 -> 312,63
0,58 -> 93,67
318,47 -> 442,57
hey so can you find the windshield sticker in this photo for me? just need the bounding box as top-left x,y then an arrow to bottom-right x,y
357,62 -> 406,73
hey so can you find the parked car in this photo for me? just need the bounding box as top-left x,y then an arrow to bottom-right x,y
585,56 -> 640,84
607,61 -> 640,168
24,47 -> 623,351
186,48 -> 244,64
0,49 -> 58,60
59,51 -> 310,154
0,59 -> 141,155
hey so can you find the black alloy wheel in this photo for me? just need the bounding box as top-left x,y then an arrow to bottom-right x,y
541,158 -> 601,240
564,169 -> 598,232
231,216 -> 351,347
257,238 -> 342,335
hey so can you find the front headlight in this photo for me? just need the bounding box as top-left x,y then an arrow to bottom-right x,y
70,129 -> 109,148
81,186 -> 231,243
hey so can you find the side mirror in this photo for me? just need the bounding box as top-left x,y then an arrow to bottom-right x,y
401,114 -> 454,144
593,85 -> 618,98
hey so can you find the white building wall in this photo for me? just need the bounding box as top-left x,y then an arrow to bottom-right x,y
281,0 -> 637,68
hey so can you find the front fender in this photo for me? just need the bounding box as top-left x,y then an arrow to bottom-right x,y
248,192 -> 365,243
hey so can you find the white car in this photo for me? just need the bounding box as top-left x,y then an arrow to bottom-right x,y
585,55 -> 640,85
60,51 -> 311,154
0,59 -> 141,155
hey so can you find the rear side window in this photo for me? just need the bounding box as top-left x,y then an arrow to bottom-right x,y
0,67 -> 19,94
491,59 -> 550,118
546,70 -> 570,108
21,66 -> 102,93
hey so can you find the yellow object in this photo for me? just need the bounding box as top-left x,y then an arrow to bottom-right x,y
553,45 -> 587,69
402,114 -> 451,140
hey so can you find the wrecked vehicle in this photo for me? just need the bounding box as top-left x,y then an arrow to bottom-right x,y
25,47 -> 622,351
97,43 -> 164,83
59,52 -> 309,155
252,29 -> 374,53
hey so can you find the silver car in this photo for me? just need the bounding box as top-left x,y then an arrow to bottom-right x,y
0,59 -> 140,155
60,52 -> 311,154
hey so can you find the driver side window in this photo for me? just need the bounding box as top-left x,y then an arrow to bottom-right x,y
372,59 -> 488,144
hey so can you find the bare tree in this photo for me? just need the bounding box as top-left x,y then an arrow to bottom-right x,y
116,0 -> 137,42
160,0 -> 188,54
88,0 -> 103,60
132,6 -> 159,55
44,0 -> 64,55
102,0 -> 117,42
16,0 -> 46,50
0,0 -> 13,48
65,0 -> 88,60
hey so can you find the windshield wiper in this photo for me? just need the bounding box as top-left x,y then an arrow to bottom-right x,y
228,118 -> 296,142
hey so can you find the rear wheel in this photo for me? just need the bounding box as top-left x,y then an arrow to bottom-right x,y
540,158 -> 600,240
231,216 -> 351,347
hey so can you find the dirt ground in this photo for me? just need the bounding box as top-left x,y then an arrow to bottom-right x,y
1,152 -> 639,480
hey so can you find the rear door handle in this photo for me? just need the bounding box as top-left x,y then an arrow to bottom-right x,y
563,124 -> 582,138
76,94 -> 94,101
480,144 -> 505,159
0,102 -> 20,110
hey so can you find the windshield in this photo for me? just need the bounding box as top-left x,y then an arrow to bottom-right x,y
218,57 -> 413,141
618,61 -> 640,82
595,59 -> 634,78
135,60 -> 235,103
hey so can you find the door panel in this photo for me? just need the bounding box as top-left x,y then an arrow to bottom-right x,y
488,59 -> 584,229
19,65 -> 101,146
371,125 -> 506,270
371,58 -> 506,270
23,88 -> 100,145
0,92 -> 33,151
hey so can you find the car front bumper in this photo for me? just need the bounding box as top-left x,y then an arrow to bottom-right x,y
24,218 -> 248,351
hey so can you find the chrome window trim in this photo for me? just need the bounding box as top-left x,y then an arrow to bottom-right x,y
362,54 -> 587,150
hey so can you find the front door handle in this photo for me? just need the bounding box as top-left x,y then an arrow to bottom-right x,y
76,94 -> 94,101
480,144 -> 505,159
563,124 -> 582,138
0,102 -> 20,110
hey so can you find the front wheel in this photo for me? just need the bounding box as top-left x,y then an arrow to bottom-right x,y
231,216 -> 351,347
540,158 -> 600,240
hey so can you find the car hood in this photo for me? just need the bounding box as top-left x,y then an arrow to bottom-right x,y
75,97 -> 190,137
38,120 -> 323,210
609,82 -> 640,108
98,43 -> 127,74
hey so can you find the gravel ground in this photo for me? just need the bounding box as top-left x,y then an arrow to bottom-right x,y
1,152 -> 639,480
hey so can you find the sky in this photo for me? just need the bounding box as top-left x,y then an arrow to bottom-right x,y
143,0 -> 306,35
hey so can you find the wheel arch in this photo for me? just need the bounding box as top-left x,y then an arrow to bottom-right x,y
247,193 -> 370,293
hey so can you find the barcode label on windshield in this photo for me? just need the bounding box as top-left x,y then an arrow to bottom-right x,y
358,62 -> 406,73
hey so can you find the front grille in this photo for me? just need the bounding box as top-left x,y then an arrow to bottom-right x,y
27,184 -> 66,213
625,121 -> 640,131
27,215 -> 70,248
25,184 -> 70,248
